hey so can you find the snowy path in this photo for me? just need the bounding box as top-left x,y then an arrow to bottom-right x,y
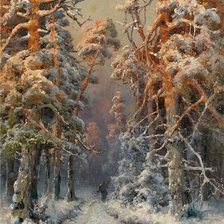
74,198 -> 120,224
61,187 -> 121,224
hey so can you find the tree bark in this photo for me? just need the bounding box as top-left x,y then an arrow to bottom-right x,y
53,148 -> 61,200
67,155 -> 75,201
66,155 -> 76,201
30,147 -> 42,201
12,148 -> 32,221
163,70 -> 190,215
167,139 -> 190,215
6,158 -> 15,198
44,149 -> 55,200
28,1 -> 40,52
0,159 -> 7,195
12,146 -> 42,221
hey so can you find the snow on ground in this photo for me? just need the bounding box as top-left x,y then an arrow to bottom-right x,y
0,197 -> 11,224
63,188 -> 224,224
107,199 -> 224,224
38,196 -> 82,223
63,187 -> 120,224
69,198 -> 120,224
1,191 -> 224,224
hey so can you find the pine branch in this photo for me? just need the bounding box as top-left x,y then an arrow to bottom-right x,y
0,23 -> 29,53
38,0 -> 64,17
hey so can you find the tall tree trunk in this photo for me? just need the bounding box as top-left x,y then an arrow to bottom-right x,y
45,149 -> 55,200
53,148 -> 61,200
12,148 -> 32,221
163,70 -> 190,215
52,115 -> 62,200
12,146 -> 42,221
167,139 -> 190,215
28,0 -> 40,52
30,147 -> 42,201
0,159 -> 7,195
66,155 -> 76,201
6,158 -> 15,199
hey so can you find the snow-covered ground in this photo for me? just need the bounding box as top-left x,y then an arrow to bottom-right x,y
69,198 -> 120,224
0,196 -> 11,224
106,199 -> 224,224
63,187 -> 120,224
1,192 -> 224,224
66,188 -> 224,224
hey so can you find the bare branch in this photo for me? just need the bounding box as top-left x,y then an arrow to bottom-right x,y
179,132 -> 209,183
60,145 -> 87,163
74,133 -> 102,154
188,79 -> 224,129
142,134 -> 164,139
130,111 -> 158,132
184,165 -> 214,172
38,0 -> 64,17
16,12 -> 30,20
65,9 -> 91,27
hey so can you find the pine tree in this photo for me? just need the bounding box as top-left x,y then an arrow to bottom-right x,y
111,0 -> 224,216
0,0 -> 91,222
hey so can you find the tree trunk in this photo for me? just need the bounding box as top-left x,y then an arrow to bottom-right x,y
28,1 -> 40,52
66,155 -> 76,201
0,159 -> 7,195
6,158 -> 15,198
163,70 -> 190,215
12,146 -> 42,221
12,148 -> 32,221
53,148 -> 61,200
44,149 -> 55,201
30,147 -> 42,201
167,139 -> 190,215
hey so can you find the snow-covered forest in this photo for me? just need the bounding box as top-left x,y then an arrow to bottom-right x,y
0,0 -> 224,223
